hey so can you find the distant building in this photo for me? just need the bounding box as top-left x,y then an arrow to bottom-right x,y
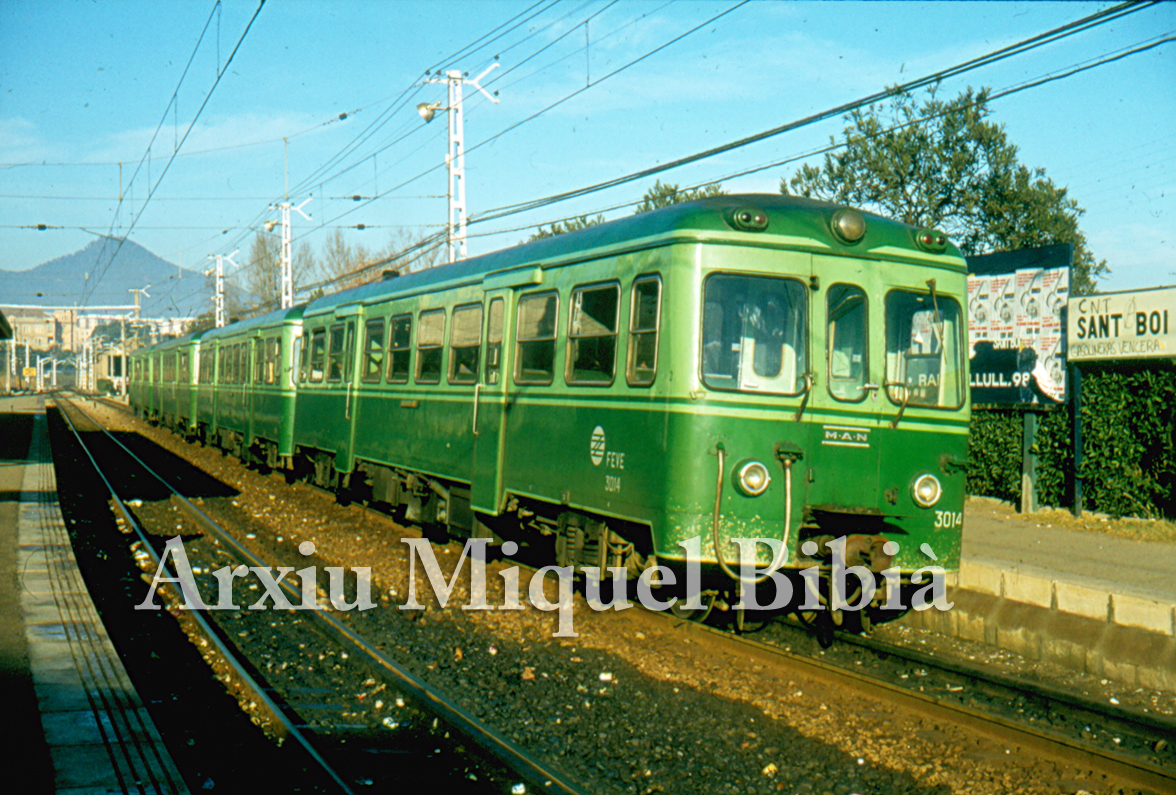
0,305 -> 194,353
6,309 -> 57,350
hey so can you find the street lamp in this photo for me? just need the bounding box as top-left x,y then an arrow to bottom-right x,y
418,64 -> 500,263
416,101 -> 442,123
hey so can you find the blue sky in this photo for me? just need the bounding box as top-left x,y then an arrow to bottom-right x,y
2,1 -> 1173,318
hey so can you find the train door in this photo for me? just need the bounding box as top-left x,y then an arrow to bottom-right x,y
470,291 -> 510,516
805,254 -> 883,515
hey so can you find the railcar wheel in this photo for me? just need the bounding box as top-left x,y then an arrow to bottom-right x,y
795,608 -> 836,648
666,591 -> 717,623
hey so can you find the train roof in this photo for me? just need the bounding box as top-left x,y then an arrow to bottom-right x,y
197,304 -> 305,342
133,194 -> 964,349
302,194 -> 964,319
134,305 -> 303,355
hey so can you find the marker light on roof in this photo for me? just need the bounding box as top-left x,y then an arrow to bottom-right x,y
915,229 -> 948,252
831,209 -> 867,244
729,207 -> 769,232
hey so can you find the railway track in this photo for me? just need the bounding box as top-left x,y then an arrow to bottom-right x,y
660,603 -> 1176,793
55,393 -> 587,795
83,390 -> 1176,793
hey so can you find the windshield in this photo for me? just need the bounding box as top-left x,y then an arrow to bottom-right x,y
702,274 -> 807,395
885,290 -> 965,409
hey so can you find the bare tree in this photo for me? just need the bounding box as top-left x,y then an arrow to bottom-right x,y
235,231 -> 318,316
318,227 -> 445,291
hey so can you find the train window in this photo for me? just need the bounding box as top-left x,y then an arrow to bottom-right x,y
180,352 -> 190,383
567,283 -> 619,385
827,284 -> 868,402
327,324 -> 346,382
254,340 -> 265,385
298,331 -> 311,383
264,338 -> 277,384
308,329 -> 326,383
343,322 -> 356,382
387,314 -> 412,383
484,298 -> 504,385
449,304 -> 483,385
701,275 -> 807,395
362,319 -> 386,383
416,309 -> 445,384
515,291 -> 558,385
884,290 -> 965,409
626,276 -> 661,387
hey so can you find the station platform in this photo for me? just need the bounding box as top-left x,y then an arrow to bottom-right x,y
901,497 -> 1176,690
0,394 -> 188,794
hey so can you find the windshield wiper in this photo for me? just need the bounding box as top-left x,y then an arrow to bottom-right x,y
887,381 -> 911,429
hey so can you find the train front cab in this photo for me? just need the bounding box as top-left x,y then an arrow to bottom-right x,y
652,209 -> 970,620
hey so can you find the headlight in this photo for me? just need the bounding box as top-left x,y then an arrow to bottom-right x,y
912,473 -> 942,508
735,460 -> 771,497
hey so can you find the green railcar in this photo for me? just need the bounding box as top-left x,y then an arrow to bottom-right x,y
150,334 -> 200,434
130,195 -> 967,625
193,307 -> 303,465
289,195 -> 968,587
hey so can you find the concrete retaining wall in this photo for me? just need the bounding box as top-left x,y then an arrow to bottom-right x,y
900,560 -> 1176,690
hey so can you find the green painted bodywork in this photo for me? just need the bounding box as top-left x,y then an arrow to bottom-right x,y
132,195 -> 969,573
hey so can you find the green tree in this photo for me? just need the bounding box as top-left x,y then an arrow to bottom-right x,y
529,214 -> 607,241
782,87 -> 1106,294
528,180 -> 726,241
633,179 -> 725,213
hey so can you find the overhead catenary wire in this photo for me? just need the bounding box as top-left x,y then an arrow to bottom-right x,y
178,0 -> 751,315
470,0 -> 1157,224
79,0 -> 267,311
304,13 -> 1171,298
461,31 -> 1176,252
143,1 -> 1163,319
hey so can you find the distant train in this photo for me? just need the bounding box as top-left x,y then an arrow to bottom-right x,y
130,195 -> 969,627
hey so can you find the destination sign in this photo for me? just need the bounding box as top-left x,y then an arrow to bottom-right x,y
1067,286 -> 1175,362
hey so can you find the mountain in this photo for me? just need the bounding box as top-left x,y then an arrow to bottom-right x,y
0,239 -> 209,318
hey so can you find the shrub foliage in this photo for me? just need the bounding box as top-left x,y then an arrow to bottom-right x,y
967,361 -> 1176,518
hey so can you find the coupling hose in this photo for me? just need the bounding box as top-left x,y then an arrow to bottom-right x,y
712,444 -> 793,585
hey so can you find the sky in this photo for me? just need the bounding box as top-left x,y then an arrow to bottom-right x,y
2,0 -> 1173,319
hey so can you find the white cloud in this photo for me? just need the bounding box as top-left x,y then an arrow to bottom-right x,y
0,117 -> 62,163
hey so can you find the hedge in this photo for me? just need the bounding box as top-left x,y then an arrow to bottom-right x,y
966,361 -> 1176,519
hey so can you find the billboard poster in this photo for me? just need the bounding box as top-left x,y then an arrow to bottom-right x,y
965,245 -> 1072,406
1067,286 -> 1176,362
